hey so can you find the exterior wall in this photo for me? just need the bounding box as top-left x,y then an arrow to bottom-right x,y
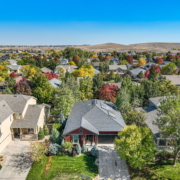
99,131 -> 118,135
37,107 -> 45,131
65,135 -> 71,142
68,128 -> 95,135
0,115 -> 13,153
22,98 -> 37,118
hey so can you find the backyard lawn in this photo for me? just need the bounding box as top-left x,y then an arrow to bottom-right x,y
103,80 -> 115,83
129,160 -> 180,180
26,154 -> 98,180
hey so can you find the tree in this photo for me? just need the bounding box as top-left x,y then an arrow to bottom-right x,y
45,72 -> 58,80
114,125 -> 156,170
50,128 -> 60,144
38,128 -> 45,140
58,67 -> 66,80
121,76 -> 132,89
73,65 -> 94,77
10,72 -> 17,78
79,77 -> 93,101
146,53 -> 152,63
76,143 -> 82,155
14,78 -> 32,95
137,71 -> 144,79
21,65 -> 41,79
161,62 -> 177,75
97,83 -> 118,102
155,57 -> 164,64
138,58 -> 146,67
4,77 -> 16,94
82,143 -> 87,153
125,55 -> 133,64
93,74 -> 103,93
148,65 -> 161,80
29,142 -> 48,162
0,62 -> 9,82
62,142 -> 73,154
125,109 -> 146,126
49,143 -> 61,155
90,145 -> 98,157
73,55 -> 81,64
44,125 -> 49,135
114,74 -> 122,82
118,60 -> 129,65
31,73 -> 53,103
154,96 -> 180,166
99,62 -> 109,73
108,71 -> 115,80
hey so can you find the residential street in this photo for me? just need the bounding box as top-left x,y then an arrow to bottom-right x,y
0,141 -> 32,180
98,146 -> 130,180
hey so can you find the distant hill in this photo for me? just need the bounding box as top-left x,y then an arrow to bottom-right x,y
1,42 -> 180,53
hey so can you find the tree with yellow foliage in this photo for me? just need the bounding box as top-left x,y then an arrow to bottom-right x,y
73,65 -> 94,77
68,61 -> 76,66
138,58 -> 146,66
0,62 -> 9,82
21,65 -> 41,79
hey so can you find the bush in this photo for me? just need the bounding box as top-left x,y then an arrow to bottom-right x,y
38,128 -> 45,140
137,71 -> 144,79
62,142 -> 73,153
43,125 -> 49,135
49,143 -> 61,155
81,174 -> 91,180
50,128 -> 60,144
52,123 -> 62,132
76,143 -> 81,155
0,165 -> 2,170
82,143 -> 87,153
90,145 -> 98,157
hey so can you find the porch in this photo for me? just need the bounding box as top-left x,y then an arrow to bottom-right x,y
11,128 -> 38,141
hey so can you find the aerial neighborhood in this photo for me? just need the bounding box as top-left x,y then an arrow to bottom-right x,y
0,47 -> 180,180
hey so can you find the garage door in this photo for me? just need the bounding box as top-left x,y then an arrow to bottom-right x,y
98,135 -> 117,144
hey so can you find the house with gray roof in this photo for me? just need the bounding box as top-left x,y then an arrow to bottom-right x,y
109,65 -> 127,73
63,99 -> 126,146
54,65 -> 77,74
161,75 -> 180,87
6,65 -> 22,74
0,95 -> 50,152
41,67 -> 53,74
129,68 -> 146,78
49,78 -> 62,88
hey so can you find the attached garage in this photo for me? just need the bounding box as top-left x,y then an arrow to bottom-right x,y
98,135 -> 117,144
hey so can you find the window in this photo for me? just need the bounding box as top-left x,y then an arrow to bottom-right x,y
159,139 -> 166,146
72,135 -> 79,143
79,129 -> 83,133
15,113 -> 20,119
28,128 -> 34,133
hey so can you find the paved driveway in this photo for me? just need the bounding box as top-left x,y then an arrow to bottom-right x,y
0,141 -> 32,180
98,145 -> 130,180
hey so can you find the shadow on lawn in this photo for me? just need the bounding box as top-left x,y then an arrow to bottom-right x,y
83,153 -> 98,175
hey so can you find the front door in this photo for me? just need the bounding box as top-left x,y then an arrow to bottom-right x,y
14,128 -> 20,138
86,135 -> 93,144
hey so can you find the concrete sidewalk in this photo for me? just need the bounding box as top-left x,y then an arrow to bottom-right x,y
98,146 -> 130,180
0,141 -> 32,180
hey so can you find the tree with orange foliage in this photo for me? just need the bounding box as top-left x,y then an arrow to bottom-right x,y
138,58 -> 146,66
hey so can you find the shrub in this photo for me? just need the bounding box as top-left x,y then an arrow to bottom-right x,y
81,174 -> 91,180
43,125 -> 49,135
52,123 -> 62,132
49,143 -> 61,155
50,128 -> 60,144
137,71 -> 144,79
90,145 -> 98,157
76,143 -> 81,155
38,128 -> 45,140
82,143 -> 87,153
62,142 -> 73,153
0,165 -> 2,170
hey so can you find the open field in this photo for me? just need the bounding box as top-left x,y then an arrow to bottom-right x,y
1,42 -> 180,53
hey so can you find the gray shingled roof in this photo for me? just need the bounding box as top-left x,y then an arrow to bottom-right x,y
109,65 -> 127,71
162,75 -> 180,85
11,105 -> 44,128
0,100 -> 14,123
63,99 -> 126,135
41,67 -> 53,73
49,78 -> 62,88
7,65 -> 22,70
129,68 -> 146,75
149,96 -> 165,108
0,95 -> 35,113
137,107 -> 159,136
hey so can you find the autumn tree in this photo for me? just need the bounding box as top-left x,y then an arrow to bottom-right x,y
154,96 -> 180,166
73,65 -> 94,77
21,65 -> 41,79
45,72 -> 58,80
114,125 -> 156,170
0,62 -> 9,82
118,60 -> 129,65
10,72 -> 17,78
73,55 -> 81,64
14,78 -> 32,95
125,55 -> 133,64
79,77 -> 93,101
161,62 -> 177,75
31,73 -> 53,103
155,57 -> 164,64
4,77 -> 16,94
138,58 -> 146,67
148,65 -> 161,80
97,83 -> 118,102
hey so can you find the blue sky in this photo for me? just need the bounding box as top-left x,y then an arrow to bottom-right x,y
1,0 -> 180,45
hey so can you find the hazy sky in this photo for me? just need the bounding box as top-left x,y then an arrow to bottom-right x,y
1,0 -> 180,45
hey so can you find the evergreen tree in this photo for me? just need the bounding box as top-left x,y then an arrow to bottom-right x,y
82,143 -> 87,153
76,143 -> 82,155
38,128 -> 45,140
50,128 -> 60,144
43,125 -> 49,135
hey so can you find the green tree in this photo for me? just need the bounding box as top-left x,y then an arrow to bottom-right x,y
50,128 -> 60,144
114,74 -> 122,83
4,77 -> 16,94
154,96 -> 180,166
121,76 -> 132,88
76,143 -> 82,155
38,128 -> 45,140
62,142 -> 73,153
161,62 -> 176,75
93,74 -> 103,93
137,71 -> 144,79
99,61 -> 109,73
43,125 -> 49,135
31,73 -> 53,103
108,71 -> 115,80
115,125 -> 156,170
82,143 -> 87,153
79,77 -> 93,101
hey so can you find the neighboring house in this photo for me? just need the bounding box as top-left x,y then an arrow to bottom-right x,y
92,62 -> 100,70
94,69 -> 100,75
6,65 -> 22,74
129,68 -> 146,78
54,65 -> 77,74
60,59 -> 69,65
63,99 -> 126,146
49,78 -> 62,88
138,96 -> 174,150
109,58 -> 119,65
109,65 -> 127,73
162,75 -> 180,87
7,60 -> 17,65
41,67 -> 53,74
0,95 -> 50,153
140,62 -> 157,69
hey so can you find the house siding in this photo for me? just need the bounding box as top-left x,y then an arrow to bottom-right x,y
68,128 -> 95,135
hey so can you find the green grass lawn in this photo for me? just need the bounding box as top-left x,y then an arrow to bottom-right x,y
26,154 -> 98,180
103,80 -> 115,83
129,160 -> 180,180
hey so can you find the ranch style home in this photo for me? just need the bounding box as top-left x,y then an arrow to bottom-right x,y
63,99 -> 126,146
0,94 -> 50,153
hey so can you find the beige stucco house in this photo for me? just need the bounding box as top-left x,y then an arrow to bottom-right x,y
0,94 -> 50,153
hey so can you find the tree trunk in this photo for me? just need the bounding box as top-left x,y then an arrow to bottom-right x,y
173,150 -> 180,166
